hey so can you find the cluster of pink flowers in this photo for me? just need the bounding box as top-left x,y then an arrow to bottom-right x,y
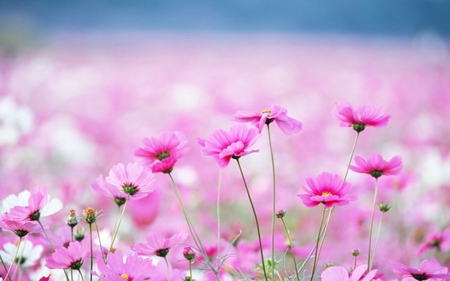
0,101 -> 447,281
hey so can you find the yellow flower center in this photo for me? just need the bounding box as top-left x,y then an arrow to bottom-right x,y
121,273 -> 130,280
321,191 -> 332,197
261,108 -> 272,115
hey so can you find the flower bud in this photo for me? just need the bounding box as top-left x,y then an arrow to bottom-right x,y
74,227 -> 85,242
276,209 -> 286,219
379,203 -> 392,213
183,246 -> 196,261
351,249 -> 360,257
66,209 -> 79,228
83,207 -> 99,224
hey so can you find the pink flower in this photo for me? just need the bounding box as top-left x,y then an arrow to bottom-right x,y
298,172 -> 357,208
322,264 -> 378,281
417,227 -> 450,255
105,163 -> 156,200
95,251 -> 155,281
198,124 -> 260,168
0,216 -> 41,237
45,239 -> 90,270
135,131 -> 190,173
392,258 -> 450,281
232,104 -> 303,135
350,154 -> 403,178
91,174 -> 127,206
132,230 -> 188,257
332,102 -> 390,132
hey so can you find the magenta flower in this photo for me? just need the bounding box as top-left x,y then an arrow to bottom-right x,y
132,230 -> 188,258
417,227 -> 450,255
392,258 -> 450,281
298,172 -> 357,208
322,264 -> 378,281
350,154 -> 403,178
332,102 -> 390,132
95,251 -> 155,281
198,124 -> 260,168
135,131 -> 190,173
45,239 -> 90,270
105,163 -> 156,200
232,104 -> 303,134
0,216 -> 41,237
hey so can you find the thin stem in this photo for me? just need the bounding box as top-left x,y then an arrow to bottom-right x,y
189,260 -> 193,280
343,132 -> 360,182
77,269 -> 85,281
235,158 -> 268,281
89,223 -> 93,281
0,254 -> 12,281
95,221 -> 107,263
109,196 -> 129,252
371,211 -> 384,268
266,124 -> 277,280
37,220 -> 56,251
309,207 -> 327,281
281,217 -> 300,281
4,237 -> 21,281
217,169 -> 222,259
164,257 -> 171,281
367,178 -> 379,271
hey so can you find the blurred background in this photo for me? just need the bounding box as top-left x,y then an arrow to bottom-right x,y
1,1 -> 450,278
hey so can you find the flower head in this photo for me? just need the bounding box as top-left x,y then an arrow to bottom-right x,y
322,264 -> 378,281
232,105 -> 303,135
95,251 -> 155,281
135,131 -> 190,173
0,216 -> 41,237
106,163 -> 156,200
392,258 -> 450,281
132,230 -> 188,258
332,102 -> 390,132
92,174 -> 128,206
183,246 -> 196,261
45,239 -> 90,270
198,124 -> 260,168
350,154 -> 403,178
0,240 -> 44,268
298,172 -> 357,208
417,227 -> 450,255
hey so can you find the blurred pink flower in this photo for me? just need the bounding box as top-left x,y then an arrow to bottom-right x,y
132,230 -> 188,257
332,102 -> 390,132
45,239 -> 90,270
0,216 -> 41,237
298,172 -> 357,208
350,154 -> 403,178
135,131 -> 190,173
417,227 -> 450,255
95,251 -> 155,281
232,104 -> 302,135
321,264 -> 378,281
198,124 -> 260,168
392,258 -> 450,281
105,163 -> 156,200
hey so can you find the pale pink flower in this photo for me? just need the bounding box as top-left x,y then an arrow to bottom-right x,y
105,163 -> 156,200
198,124 -> 260,168
0,216 -> 41,237
232,104 -> 303,134
45,239 -> 90,270
322,264 -> 378,281
332,102 -> 390,132
392,258 -> 450,281
91,174 -> 127,206
350,154 -> 403,178
135,131 -> 190,173
417,227 -> 450,255
298,172 -> 357,208
132,230 -> 188,257
95,251 -> 155,281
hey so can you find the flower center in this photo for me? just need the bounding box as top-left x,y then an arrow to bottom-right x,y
156,248 -> 170,257
14,229 -> 29,238
15,256 -> 26,265
369,170 -> 383,178
114,197 -> 127,207
122,183 -> 139,196
261,108 -> 272,115
157,152 -> 170,161
70,260 -> 83,270
120,273 -> 130,280
411,273 -> 429,281
29,210 -> 41,221
321,191 -> 332,197
352,123 -> 366,133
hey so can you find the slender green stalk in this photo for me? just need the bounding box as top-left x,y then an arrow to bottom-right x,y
235,158 -> 268,281
4,238 -> 21,281
77,269 -> 85,281
168,173 -> 220,280
109,196 -> 129,252
371,210 -> 384,267
189,260 -> 193,280
89,223 -> 94,281
367,178 -> 379,271
280,217 -> 300,281
94,221 -> 107,263
217,169 -> 223,259
309,207 -> 327,281
164,257 -> 171,281
266,124 -> 277,281
0,254 -> 12,281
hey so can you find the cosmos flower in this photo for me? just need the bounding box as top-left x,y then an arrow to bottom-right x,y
350,154 -> 403,178
417,227 -> 450,255
0,216 -> 41,237
135,131 -> 190,173
105,163 -> 156,200
232,105 -> 303,135
95,251 -> 155,281
0,240 -> 44,268
298,172 -> 357,208
92,174 -> 128,206
332,102 -> 390,132
392,258 -> 450,281
132,230 -> 188,258
198,124 -> 260,168
45,239 -> 90,270
321,264 -> 378,281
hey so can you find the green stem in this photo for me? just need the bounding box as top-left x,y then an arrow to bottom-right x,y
217,169 -> 223,260
266,124 -> 277,280
95,221 -> 107,263
343,132 -> 360,182
89,223 -> 93,281
367,178 -> 379,271
371,211 -> 384,268
164,257 -> 171,281
309,207 -> 326,281
4,238 -> 21,281
235,158 -> 268,281
281,217 -> 300,281
0,254 -> 12,281
189,260 -> 193,280
77,269 -> 85,281
109,196 -> 129,252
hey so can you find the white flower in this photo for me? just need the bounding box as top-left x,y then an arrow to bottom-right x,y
0,240 -> 43,268
1,187 -> 63,217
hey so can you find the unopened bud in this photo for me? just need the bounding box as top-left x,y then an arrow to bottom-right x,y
276,210 -> 286,219
66,209 -> 79,228
183,246 -> 196,261
379,203 -> 392,213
